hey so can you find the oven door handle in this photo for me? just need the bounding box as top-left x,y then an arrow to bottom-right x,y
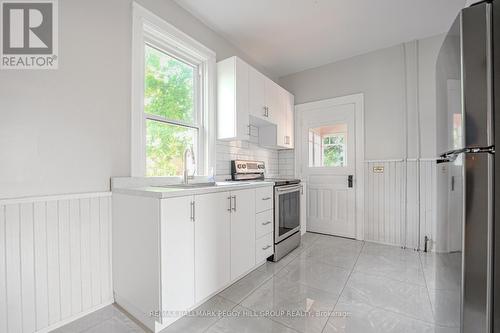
275,184 -> 301,195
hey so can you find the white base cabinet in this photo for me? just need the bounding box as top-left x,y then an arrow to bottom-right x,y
112,185 -> 274,332
230,189 -> 256,280
194,192 -> 231,303
161,196 -> 195,316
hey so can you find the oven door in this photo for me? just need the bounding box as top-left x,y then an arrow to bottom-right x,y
274,184 -> 301,243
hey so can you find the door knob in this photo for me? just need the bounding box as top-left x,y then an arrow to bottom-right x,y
348,175 -> 353,188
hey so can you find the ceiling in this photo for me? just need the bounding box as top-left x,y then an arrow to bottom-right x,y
175,0 -> 465,77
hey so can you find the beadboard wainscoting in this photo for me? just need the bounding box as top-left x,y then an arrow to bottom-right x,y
0,192 -> 113,333
364,159 -> 438,250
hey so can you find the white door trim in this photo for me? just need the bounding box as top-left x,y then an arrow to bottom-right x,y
294,93 -> 365,240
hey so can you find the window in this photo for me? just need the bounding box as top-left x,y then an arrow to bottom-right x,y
144,45 -> 199,176
308,124 -> 347,167
132,4 -> 216,177
323,134 -> 346,167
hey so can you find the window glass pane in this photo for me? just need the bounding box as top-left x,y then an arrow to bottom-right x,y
308,124 -> 347,167
146,119 -> 198,176
144,44 -> 195,124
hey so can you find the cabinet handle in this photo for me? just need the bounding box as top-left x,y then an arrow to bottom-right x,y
190,201 -> 195,221
262,221 -> 272,226
262,245 -> 271,250
232,195 -> 236,211
227,196 -> 232,211
262,197 -> 271,201
300,185 -> 304,195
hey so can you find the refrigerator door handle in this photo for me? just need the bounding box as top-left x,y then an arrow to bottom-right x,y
437,146 -> 495,164
441,146 -> 495,157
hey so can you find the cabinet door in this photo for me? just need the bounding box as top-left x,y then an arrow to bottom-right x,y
249,66 -> 267,120
285,91 -> 295,148
194,192 -> 231,302
276,87 -> 288,148
230,188 -> 256,280
161,196 -> 195,315
234,58 -> 250,141
217,57 -> 250,141
265,78 -> 281,125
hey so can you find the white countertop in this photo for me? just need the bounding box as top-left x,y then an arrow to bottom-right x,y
112,181 -> 275,199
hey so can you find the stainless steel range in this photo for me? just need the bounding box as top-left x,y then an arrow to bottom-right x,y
231,160 -> 301,261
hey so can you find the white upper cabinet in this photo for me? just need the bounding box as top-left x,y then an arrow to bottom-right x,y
264,78 -> 281,125
259,86 -> 295,149
283,89 -> 295,148
217,57 -> 250,141
249,65 -> 268,122
217,56 -> 294,147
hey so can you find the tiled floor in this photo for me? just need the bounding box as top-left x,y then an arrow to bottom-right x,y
54,233 -> 461,333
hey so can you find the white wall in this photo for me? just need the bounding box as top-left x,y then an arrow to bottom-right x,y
0,0 -> 271,200
279,35 -> 445,249
279,34 -> 444,161
280,45 -> 406,160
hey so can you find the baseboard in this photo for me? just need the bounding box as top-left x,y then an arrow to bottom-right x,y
35,300 -> 114,333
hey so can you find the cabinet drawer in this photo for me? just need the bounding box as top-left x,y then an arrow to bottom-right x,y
256,232 -> 274,263
255,187 -> 273,213
255,210 -> 273,239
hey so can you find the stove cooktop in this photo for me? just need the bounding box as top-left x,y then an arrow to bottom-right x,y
264,178 -> 301,186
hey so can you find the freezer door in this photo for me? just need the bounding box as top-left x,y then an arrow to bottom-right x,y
463,152 -> 493,333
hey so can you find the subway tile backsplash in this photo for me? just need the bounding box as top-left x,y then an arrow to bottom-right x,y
216,140 -> 279,179
278,149 -> 295,177
216,139 -> 296,180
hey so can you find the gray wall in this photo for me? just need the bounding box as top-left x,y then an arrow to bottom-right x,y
0,0 -> 266,199
279,34 -> 445,161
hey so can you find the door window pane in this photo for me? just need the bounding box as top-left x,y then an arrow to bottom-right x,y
308,124 -> 347,167
144,45 -> 195,124
146,119 -> 198,176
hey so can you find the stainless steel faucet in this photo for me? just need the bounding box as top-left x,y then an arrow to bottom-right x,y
183,147 -> 195,184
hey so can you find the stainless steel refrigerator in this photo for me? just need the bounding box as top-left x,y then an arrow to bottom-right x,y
436,1 -> 498,332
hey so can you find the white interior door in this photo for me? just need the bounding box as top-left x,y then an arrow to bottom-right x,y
300,103 -> 357,238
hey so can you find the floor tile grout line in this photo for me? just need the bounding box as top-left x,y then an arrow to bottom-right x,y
329,265 -> 443,328
330,244 -> 440,327
319,240 -> 366,333
349,268 -> 428,288
200,299 -> 239,333
236,303 -> 303,333
418,251 -> 437,323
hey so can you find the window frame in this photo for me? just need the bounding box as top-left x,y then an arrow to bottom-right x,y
132,3 -> 216,177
